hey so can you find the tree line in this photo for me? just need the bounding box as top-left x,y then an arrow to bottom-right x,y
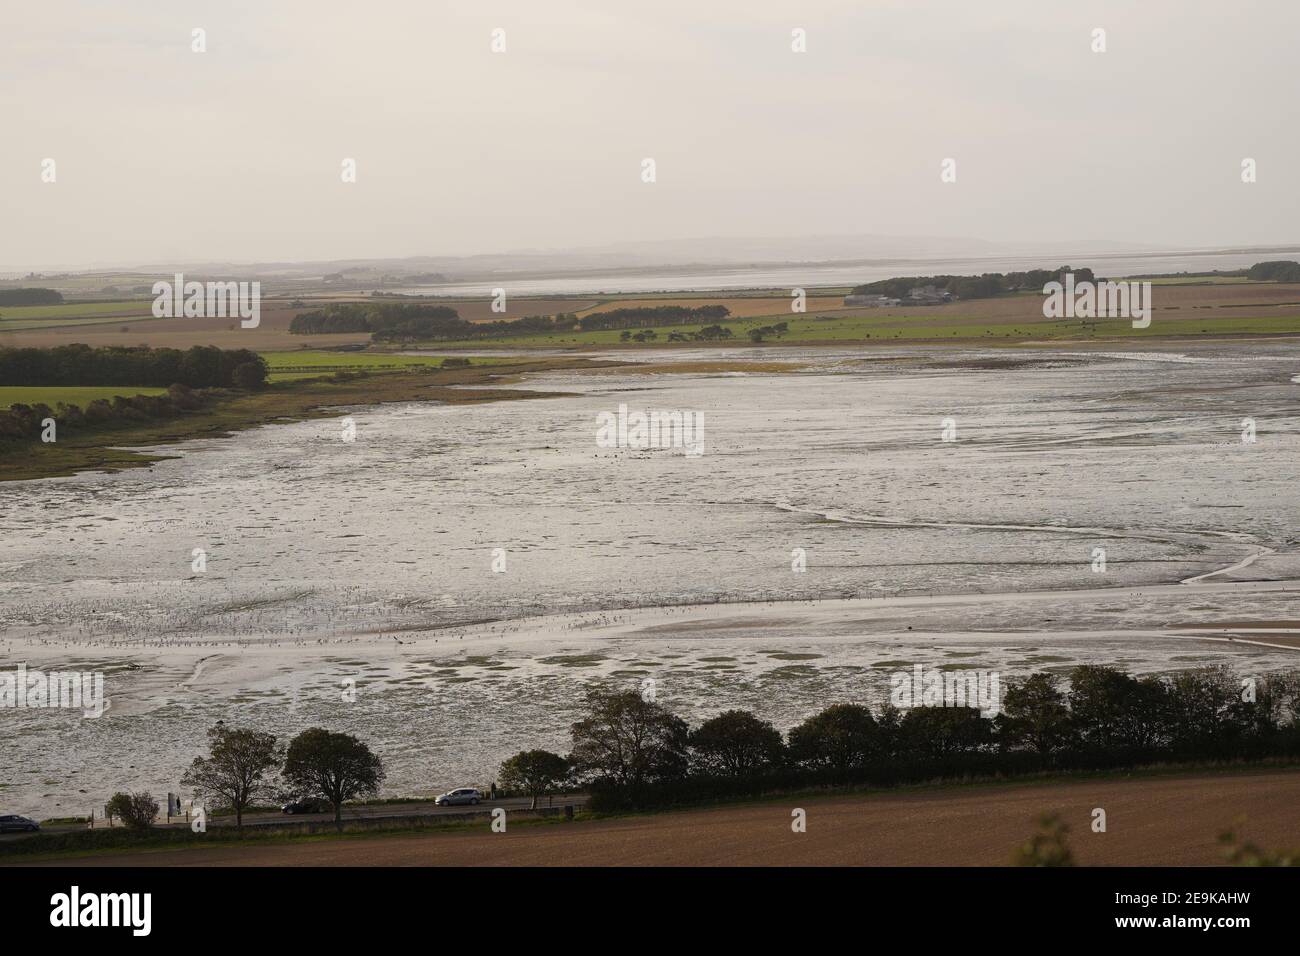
121,663 -> 1297,830
0,287 -> 63,306
0,344 -> 267,389
1246,260 -> 1300,282
104,726 -> 383,831
109,726 -> 385,831
290,303 -> 461,335
0,346 -> 268,444
289,302 -> 586,341
288,302 -> 734,341
547,664 -> 1300,810
852,266 -> 1095,301
576,305 -> 731,331
666,324 -> 733,341
0,384 -> 215,443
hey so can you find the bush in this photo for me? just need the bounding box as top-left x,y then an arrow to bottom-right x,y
166,382 -> 202,409
231,361 -> 267,390
82,399 -> 114,424
104,791 -> 159,830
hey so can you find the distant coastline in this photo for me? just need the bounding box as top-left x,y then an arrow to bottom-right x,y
378,248 -> 1300,298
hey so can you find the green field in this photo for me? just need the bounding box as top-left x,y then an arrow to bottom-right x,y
0,386 -> 167,409
399,310 -> 1300,349
0,299 -> 148,319
0,299 -> 153,331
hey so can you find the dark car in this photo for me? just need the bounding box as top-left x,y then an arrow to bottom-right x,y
281,797 -> 329,815
0,815 -> 39,833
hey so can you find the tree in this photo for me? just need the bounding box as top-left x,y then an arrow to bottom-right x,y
787,703 -> 879,771
499,750 -> 570,809
179,345 -> 224,388
181,725 -> 282,829
1067,665 -> 1168,751
1252,670 -> 1300,737
898,706 -> 993,758
283,728 -> 385,829
231,361 -> 267,390
569,690 -> 690,791
689,710 -> 785,776
1000,674 -> 1073,758
1165,666 -> 1253,752
104,791 -> 159,830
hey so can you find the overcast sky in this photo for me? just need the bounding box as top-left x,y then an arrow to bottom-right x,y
3,0 -> 1298,270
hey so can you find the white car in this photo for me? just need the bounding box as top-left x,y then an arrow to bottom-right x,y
435,788 -> 482,807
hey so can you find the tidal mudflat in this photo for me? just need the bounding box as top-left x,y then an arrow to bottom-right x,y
3,343 -> 1298,817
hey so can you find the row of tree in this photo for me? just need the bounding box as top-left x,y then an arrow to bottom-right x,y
178,726 -> 385,829
666,324 -> 733,341
159,664 -> 1300,827
549,664 -> 1300,808
748,321 -> 789,342
288,303 -> 587,341
0,384 -> 214,442
0,344 -> 267,389
851,266 -> 1096,301
0,287 -> 63,306
576,305 -> 731,331
290,301 -> 738,342
290,303 -> 461,335
1246,260 -> 1300,282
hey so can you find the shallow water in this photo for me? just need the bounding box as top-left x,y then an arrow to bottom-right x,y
383,249 -> 1300,296
2,342 -> 1298,817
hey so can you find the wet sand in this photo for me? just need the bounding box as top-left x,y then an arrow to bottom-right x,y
4,343 -> 1300,818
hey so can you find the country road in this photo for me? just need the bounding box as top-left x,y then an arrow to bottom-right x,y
13,771 -> 1299,867
0,794 -> 588,841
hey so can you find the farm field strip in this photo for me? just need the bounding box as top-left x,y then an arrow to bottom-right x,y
0,385 -> 168,408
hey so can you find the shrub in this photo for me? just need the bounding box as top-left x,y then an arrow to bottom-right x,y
689,710 -> 786,776
104,791 -> 159,830
231,361 -> 267,390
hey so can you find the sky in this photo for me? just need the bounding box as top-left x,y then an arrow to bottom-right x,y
2,0 -> 1298,270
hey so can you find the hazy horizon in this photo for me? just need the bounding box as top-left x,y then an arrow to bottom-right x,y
5,0 -> 1299,270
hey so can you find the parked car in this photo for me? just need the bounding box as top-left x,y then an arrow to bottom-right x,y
281,797 -> 329,814
0,815 -> 39,833
435,788 -> 482,807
